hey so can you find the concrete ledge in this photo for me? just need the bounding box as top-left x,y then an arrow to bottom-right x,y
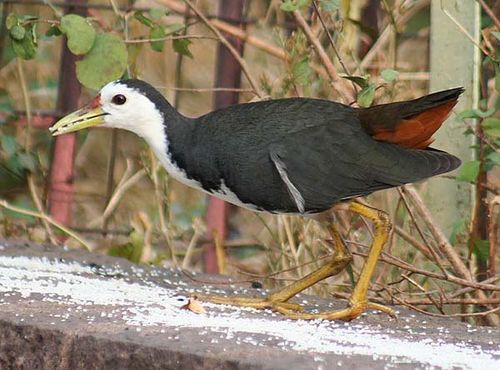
0,240 -> 498,369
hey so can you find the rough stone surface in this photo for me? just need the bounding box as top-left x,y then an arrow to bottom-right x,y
0,239 -> 498,370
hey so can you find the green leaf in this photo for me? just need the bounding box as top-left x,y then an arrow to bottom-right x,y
280,0 -> 308,12
458,108 -> 495,119
1,135 -> 17,157
1,197 -> 35,221
0,42 -> 16,69
449,219 -> 466,245
11,27 -> 37,60
6,13 -> 18,30
482,117 -> 500,138
473,239 -> 489,264
149,25 -> 166,52
60,14 -> 96,55
76,33 -> 128,90
486,151 -> 500,166
281,0 -> 298,12
46,25 -> 62,37
456,160 -> 480,182
17,152 -> 35,172
492,31 -> 500,42
134,11 -> 155,28
108,231 -> 143,264
230,244 -> 263,259
149,7 -> 168,20
18,15 -> 38,23
30,23 -> 38,45
173,38 -> 193,58
292,56 -> 311,85
165,23 -> 185,34
357,84 -> 376,107
341,74 -> 370,89
10,25 -> 26,41
320,0 -> 340,11
381,68 -> 399,82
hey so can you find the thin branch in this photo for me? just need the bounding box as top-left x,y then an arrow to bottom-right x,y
477,0 -> 500,30
292,9 -> 354,102
441,7 -> 489,56
352,249 -> 500,291
405,297 -> 500,305
89,167 -> 147,228
182,218 -> 205,269
125,34 -> 219,43
159,0 -> 287,60
359,0 -> 430,71
182,0 -> 262,98
394,225 -> 434,260
397,187 -> 449,276
16,59 -> 58,244
311,0 -> 353,77
16,60 -> 31,151
488,196 -> 499,278
156,86 -> 254,93
28,176 -> 58,245
401,185 -> 473,280
390,293 -> 500,318
0,199 -> 91,250
401,274 -> 445,314
150,153 -> 177,265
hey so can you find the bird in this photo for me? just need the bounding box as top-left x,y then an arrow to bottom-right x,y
50,79 -> 462,320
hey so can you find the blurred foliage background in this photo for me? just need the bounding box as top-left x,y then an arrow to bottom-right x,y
0,0 -> 499,325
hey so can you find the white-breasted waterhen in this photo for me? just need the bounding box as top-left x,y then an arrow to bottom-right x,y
50,79 -> 462,320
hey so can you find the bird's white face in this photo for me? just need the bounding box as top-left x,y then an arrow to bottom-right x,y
50,81 -> 165,142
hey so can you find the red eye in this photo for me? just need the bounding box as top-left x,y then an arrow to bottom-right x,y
112,94 -> 126,105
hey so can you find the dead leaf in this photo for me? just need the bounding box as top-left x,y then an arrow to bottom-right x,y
180,295 -> 206,314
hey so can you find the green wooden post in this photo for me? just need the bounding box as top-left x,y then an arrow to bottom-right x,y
427,0 -> 481,236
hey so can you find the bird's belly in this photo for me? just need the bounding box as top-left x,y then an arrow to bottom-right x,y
153,147 -> 262,212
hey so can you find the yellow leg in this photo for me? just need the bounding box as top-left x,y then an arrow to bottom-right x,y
200,201 -> 395,321
199,223 -> 352,312
275,202 -> 395,320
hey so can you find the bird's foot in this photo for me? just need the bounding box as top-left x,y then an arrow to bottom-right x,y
198,294 -> 396,321
272,300 -> 396,321
198,294 -> 304,312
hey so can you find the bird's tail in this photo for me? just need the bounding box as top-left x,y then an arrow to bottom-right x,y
358,87 -> 464,149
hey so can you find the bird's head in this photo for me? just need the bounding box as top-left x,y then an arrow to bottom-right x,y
50,79 -> 166,140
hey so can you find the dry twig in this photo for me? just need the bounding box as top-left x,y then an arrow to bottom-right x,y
182,0 -> 262,97
0,200 -> 91,250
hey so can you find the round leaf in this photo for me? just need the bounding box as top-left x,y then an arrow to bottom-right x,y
46,26 -> 62,37
149,7 -> 168,20
482,118 -> 500,138
357,84 -> 376,107
173,38 -> 193,58
320,0 -> 340,12
134,11 -> 155,28
10,25 -> 26,41
60,14 -> 96,55
76,33 -> 127,90
292,56 -> 311,86
11,33 -> 36,60
456,160 -> 480,182
381,68 -> 399,82
6,13 -> 18,30
150,26 -> 166,52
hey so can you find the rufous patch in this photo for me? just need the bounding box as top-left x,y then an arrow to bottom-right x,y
89,94 -> 101,109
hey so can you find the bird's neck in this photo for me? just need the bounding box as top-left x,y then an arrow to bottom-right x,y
132,98 -> 188,157
137,99 -> 199,187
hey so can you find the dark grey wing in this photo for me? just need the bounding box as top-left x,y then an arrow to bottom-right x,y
269,150 -> 305,213
270,124 -> 460,213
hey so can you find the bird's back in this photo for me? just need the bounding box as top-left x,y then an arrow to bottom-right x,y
171,93 -> 461,214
